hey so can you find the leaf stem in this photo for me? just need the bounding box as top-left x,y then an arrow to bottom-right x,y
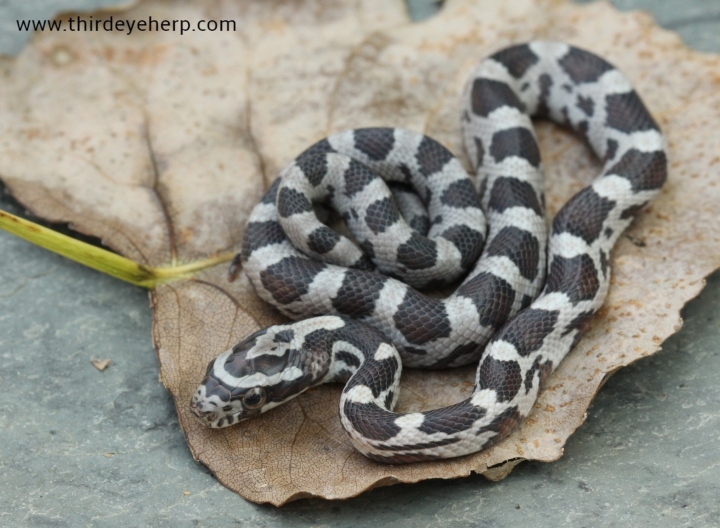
0,209 -> 233,289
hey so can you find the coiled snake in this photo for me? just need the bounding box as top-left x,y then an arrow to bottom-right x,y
190,41 -> 667,463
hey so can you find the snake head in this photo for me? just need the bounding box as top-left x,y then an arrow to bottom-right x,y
190,320 -> 331,428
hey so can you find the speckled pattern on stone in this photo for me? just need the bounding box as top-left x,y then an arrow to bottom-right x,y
0,0 -> 719,525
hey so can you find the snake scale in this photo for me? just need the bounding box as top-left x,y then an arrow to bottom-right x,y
190,41 -> 667,464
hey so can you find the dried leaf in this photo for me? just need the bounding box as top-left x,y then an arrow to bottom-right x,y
1,0 -> 719,506
91,358 -> 111,371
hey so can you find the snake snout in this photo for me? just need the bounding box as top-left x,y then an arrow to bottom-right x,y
190,395 -> 217,423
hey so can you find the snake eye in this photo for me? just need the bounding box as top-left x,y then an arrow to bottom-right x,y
242,387 -> 266,410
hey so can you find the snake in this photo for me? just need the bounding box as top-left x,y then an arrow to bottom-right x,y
190,41 -> 667,464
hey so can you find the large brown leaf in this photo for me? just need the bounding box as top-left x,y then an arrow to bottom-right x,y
1,0 -> 719,505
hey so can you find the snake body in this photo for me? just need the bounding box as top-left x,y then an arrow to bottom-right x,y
191,41 -> 667,463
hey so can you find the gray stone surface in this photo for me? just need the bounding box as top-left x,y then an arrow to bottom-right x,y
0,0 -> 719,526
